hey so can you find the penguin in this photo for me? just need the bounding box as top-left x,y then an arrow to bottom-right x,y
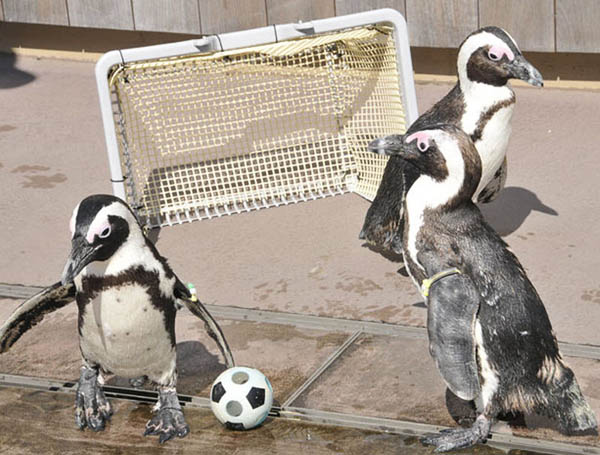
360,26 -> 543,253
0,194 -> 235,443
372,124 -> 597,452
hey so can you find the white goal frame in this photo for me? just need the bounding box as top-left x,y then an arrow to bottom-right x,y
95,8 -> 418,227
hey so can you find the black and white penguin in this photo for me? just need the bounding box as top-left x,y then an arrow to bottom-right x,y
374,125 -> 597,452
360,26 -> 543,253
0,194 -> 235,443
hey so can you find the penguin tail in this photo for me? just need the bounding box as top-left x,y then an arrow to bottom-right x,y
543,360 -> 598,436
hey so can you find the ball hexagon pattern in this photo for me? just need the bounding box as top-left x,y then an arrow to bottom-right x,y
210,367 -> 273,430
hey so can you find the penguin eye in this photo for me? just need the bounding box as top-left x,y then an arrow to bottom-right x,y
488,50 -> 501,61
417,140 -> 429,153
99,226 -> 111,239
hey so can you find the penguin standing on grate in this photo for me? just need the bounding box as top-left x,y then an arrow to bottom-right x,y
373,124 -> 597,452
360,26 -> 543,253
0,194 -> 235,443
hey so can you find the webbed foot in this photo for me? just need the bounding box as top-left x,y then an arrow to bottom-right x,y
75,365 -> 112,431
129,375 -> 148,388
421,415 -> 492,452
390,232 -> 404,255
144,387 -> 189,443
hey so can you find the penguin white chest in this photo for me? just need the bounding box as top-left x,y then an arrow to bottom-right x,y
475,319 -> 499,408
79,284 -> 176,383
472,104 -> 514,196
460,83 -> 515,194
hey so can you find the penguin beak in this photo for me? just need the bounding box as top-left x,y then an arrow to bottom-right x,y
368,135 -> 405,156
61,236 -> 98,285
368,135 -> 420,161
509,55 -> 544,87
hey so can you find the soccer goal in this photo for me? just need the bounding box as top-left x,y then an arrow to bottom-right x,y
95,8 -> 418,228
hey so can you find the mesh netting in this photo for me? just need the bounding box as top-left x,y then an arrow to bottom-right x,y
109,25 -> 408,227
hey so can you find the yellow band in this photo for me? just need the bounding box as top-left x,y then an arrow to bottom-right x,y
421,268 -> 462,298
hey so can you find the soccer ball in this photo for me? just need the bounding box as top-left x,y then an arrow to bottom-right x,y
210,366 -> 273,430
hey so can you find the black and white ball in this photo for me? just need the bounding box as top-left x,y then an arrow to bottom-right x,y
210,367 -> 273,430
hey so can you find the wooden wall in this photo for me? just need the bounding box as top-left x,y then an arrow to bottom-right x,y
1,0 -> 599,53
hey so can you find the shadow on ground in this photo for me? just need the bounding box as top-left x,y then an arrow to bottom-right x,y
479,186 -> 558,236
361,242 -> 404,263
175,340 -> 227,394
0,52 -> 35,89
105,341 -> 227,395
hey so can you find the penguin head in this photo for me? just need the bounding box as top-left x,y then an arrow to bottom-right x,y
369,125 -> 481,207
61,194 -> 142,284
458,26 -> 543,88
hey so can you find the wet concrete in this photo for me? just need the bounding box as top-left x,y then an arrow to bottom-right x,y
0,387 -> 533,455
2,289 -> 597,451
293,334 -> 600,448
293,334 -> 454,426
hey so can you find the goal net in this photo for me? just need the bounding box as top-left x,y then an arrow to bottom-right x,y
97,11 -> 417,228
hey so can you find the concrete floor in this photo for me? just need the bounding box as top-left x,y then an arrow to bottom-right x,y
0,52 -> 600,453
1,387 -> 519,455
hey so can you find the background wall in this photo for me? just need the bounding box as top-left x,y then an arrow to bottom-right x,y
1,0 -> 599,53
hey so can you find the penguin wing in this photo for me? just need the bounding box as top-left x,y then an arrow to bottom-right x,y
174,280 -> 235,369
427,273 -> 481,401
476,156 -> 508,203
361,84 -> 465,250
359,155 -> 406,250
0,281 -> 76,353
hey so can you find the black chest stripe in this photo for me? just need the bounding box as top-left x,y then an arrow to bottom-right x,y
76,266 -> 177,346
471,94 -> 516,143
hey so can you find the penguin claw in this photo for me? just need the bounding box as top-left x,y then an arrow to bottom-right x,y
421,430 -> 485,452
421,418 -> 491,452
144,407 -> 189,443
129,375 -> 148,388
75,366 -> 112,432
159,432 -> 173,444
86,413 -> 107,432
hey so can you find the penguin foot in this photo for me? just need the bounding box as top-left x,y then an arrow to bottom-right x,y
75,365 -> 112,431
129,375 -> 148,388
390,232 -> 404,255
421,415 -> 492,453
144,387 -> 189,443
445,388 -> 477,427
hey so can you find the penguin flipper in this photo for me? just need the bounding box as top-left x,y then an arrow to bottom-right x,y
0,281 -> 76,353
174,280 -> 235,369
427,273 -> 481,401
476,156 -> 508,203
359,155 -> 406,250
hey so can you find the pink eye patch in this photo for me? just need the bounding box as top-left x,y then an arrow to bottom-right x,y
406,131 -> 430,151
488,44 -> 514,62
86,220 -> 111,244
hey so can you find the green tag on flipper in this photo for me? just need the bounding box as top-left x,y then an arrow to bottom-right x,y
187,283 -> 198,302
